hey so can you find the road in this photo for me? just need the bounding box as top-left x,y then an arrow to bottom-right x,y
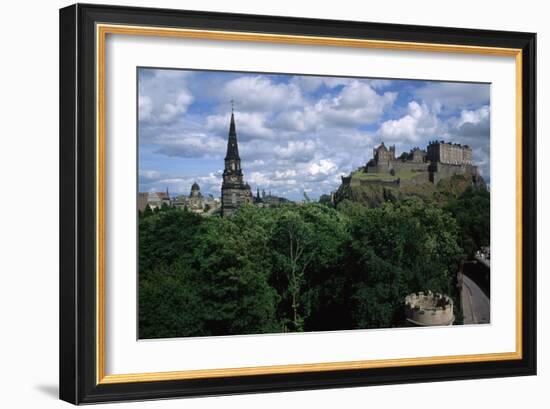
461,274 -> 490,325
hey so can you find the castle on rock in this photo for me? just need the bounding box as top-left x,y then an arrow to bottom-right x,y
363,140 -> 481,185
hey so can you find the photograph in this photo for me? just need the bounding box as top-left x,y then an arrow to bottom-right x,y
137,68 -> 491,339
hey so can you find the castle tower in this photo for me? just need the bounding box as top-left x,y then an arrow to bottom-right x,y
221,108 -> 252,216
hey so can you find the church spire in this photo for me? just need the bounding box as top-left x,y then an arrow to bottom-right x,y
225,108 -> 240,160
221,103 -> 252,217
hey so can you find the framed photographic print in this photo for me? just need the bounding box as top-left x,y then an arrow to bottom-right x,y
59,3 -> 536,404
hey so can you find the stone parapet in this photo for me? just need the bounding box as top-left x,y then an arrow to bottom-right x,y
405,291 -> 454,326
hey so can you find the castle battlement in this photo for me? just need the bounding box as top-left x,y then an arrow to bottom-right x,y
405,291 -> 455,326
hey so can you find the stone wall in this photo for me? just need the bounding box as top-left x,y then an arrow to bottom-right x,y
398,171 -> 431,186
354,179 -> 399,187
428,162 -> 478,184
366,160 -> 429,174
405,291 -> 454,326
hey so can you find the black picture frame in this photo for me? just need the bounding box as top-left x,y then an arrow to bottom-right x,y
59,3 -> 536,404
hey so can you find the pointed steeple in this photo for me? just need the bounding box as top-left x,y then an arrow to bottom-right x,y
221,103 -> 252,217
225,111 -> 240,160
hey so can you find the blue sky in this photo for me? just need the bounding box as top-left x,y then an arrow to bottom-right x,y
138,68 -> 490,200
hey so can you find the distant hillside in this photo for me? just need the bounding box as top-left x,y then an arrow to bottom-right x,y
334,169 -> 484,208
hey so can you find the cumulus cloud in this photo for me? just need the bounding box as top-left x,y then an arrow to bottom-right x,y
448,105 -> 491,178
308,159 -> 337,176
458,105 -> 490,127
153,132 -> 226,158
267,80 -> 396,134
378,101 -> 442,143
138,95 -> 153,122
416,82 -> 490,112
138,69 -> 194,125
318,81 -> 397,126
291,76 -> 352,92
291,76 -> 392,93
274,140 -> 317,162
206,111 -> 276,141
221,75 -> 303,112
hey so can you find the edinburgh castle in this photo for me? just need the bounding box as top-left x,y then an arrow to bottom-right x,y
334,140 -> 485,207
341,140 -> 483,187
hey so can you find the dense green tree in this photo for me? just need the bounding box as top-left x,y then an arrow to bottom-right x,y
138,208 -> 203,274
139,207 -> 280,338
138,197 -> 471,338
346,198 -> 464,328
141,204 -> 153,218
398,152 -> 410,161
139,262 -> 204,338
318,194 -> 333,207
190,214 -> 279,335
268,204 -> 350,331
445,186 -> 490,257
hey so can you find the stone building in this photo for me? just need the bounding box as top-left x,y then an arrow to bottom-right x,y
366,143 -> 429,174
138,189 -> 171,211
137,192 -> 149,212
372,142 -> 396,166
221,111 -> 253,216
410,147 -> 426,163
426,140 -> 473,165
405,291 -> 455,326
170,183 -> 221,215
188,182 -> 203,213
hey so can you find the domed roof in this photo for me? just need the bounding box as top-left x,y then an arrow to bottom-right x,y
191,182 -> 200,191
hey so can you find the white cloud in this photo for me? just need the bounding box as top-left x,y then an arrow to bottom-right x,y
222,76 -> 303,112
274,140 -> 317,162
248,171 -> 272,186
138,70 -> 194,124
378,101 -> 442,142
291,76 -> 352,92
138,95 -> 153,121
158,91 -> 193,123
318,81 -> 397,126
416,82 -> 490,112
206,111 -> 276,140
308,159 -> 337,176
274,169 -> 297,179
153,132 -> 226,158
269,80 -> 396,133
291,76 -> 391,93
368,79 -> 393,89
458,105 -> 490,127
